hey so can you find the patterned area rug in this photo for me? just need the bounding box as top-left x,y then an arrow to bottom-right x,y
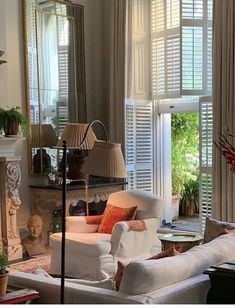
9,255 -> 51,273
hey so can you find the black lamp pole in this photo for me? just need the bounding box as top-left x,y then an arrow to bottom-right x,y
60,140 -> 67,304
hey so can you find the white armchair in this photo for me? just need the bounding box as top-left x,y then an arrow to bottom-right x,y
49,189 -> 163,281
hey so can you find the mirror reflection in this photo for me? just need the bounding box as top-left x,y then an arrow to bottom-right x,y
23,0 -> 86,175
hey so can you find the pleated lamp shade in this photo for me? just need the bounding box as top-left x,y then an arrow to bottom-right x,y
81,141 -> 128,178
57,123 -> 96,149
31,124 -> 58,147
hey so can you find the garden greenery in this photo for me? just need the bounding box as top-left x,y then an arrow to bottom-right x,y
171,113 -> 199,196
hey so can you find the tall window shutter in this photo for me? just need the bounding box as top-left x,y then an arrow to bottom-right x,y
152,0 -> 213,99
199,96 -> 212,231
152,0 -> 181,99
26,0 -> 39,124
132,0 -> 151,100
125,99 -> 153,192
56,12 -> 69,134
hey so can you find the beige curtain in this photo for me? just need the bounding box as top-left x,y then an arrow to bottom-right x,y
104,0 -> 126,145
212,0 -> 235,221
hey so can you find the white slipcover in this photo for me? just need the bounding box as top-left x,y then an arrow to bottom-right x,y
119,233 -> 235,295
49,189 -> 163,280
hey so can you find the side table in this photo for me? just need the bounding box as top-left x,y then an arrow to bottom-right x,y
0,286 -> 39,304
158,233 -> 203,252
204,262 -> 235,304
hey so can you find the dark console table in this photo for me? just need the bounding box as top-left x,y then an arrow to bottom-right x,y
29,178 -> 127,243
204,261 -> 235,304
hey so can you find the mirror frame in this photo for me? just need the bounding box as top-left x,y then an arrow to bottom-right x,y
22,0 -> 86,176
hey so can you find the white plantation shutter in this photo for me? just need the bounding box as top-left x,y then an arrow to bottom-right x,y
152,0 -> 181,98
199,96 -> 213,231
152,0 -> 213,99
125,100 -> 153,192
26,0 -> 39,124
56,12 -> 69,134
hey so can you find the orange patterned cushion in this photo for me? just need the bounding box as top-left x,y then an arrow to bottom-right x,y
98,205 -> 137,234
84,215 -> 103,225
127,220 -> 147,232
147,245 -> 182,260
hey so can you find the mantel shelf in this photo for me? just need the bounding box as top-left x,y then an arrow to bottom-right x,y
0,60 -> 7,65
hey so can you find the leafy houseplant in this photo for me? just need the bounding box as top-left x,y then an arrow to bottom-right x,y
180,178 -> 199,217
0,106 -> 28,136
0,250 -> 9,295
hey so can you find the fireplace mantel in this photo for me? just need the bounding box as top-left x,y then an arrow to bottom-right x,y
0,137 -> 23,260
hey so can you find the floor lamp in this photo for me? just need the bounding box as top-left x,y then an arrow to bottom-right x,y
56,120 -> 127,304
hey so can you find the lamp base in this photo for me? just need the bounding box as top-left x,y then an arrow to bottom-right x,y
32,148 -> 51,174
67,149 -> 88,180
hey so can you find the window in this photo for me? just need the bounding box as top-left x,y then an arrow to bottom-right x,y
125,0 -> 213,230
152,0 -> 213,99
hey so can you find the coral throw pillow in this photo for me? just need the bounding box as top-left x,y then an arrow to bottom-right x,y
84,215 -> 103,225
98,205 -> 137,234
127,220 -> 147,232
113,261 -> 126,291
113,245 -> 182,291
222,228 -> 235,235
147,245 -> 182,260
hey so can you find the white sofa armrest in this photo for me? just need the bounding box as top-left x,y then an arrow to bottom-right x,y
110,218 -> 159,259
66,216 -> 101,233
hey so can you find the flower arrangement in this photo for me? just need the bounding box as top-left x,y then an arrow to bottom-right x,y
214,127 -> 235,173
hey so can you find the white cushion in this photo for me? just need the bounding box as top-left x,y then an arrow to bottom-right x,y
119,234 -> 235,295
49,232 -> 111,257
107,189 -> 163,220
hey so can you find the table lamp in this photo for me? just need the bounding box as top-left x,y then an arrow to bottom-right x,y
57,120 -> 127,304
31,124 -> 58,174
57,123 -> 96,179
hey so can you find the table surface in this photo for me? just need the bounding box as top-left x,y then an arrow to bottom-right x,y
0,286 -> 39,304
30,178 -> 127,191
158,233 -> 203,242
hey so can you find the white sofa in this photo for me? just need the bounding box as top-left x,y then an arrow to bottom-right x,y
9,233 -> 235,304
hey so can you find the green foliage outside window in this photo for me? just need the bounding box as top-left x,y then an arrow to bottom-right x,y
171,113 -> 199,196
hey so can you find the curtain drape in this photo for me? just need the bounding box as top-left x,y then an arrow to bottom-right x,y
67,5 -> 87,123
212,0 -> 235,221
106,0 -> 126,145
37,12 -> 59,111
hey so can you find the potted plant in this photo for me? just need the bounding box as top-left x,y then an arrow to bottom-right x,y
180,178 -> 199,217
0,250 -> 9,295
0,106 -> 28,136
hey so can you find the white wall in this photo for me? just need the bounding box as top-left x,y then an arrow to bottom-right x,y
0,0 -> 110,235
0,0 -> 31,232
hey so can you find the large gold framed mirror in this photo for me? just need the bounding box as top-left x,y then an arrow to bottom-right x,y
22,0 -> 86,175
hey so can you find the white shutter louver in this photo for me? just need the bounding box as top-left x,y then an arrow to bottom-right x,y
26,0 -> 39,124
152,0 -> 212,99
152,0 -> 181,99
199,96 -> 213,231
125,100 -> 153,192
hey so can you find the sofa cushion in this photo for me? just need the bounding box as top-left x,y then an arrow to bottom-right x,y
50,232 -> 111,257
119,234 -> 235,295
114,245 -> 182,291
98,205 -> 137,234
203,217 -> 235,243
